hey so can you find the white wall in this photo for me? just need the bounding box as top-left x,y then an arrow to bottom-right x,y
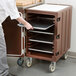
45,0 -> 76,52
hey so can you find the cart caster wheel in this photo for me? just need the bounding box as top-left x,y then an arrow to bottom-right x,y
49,62 -> 56,73
62,52 -> 68,60
17,58 -> 24,66
26,58 -> 32,68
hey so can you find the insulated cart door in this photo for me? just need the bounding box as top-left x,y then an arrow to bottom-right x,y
2,17 -> 25,57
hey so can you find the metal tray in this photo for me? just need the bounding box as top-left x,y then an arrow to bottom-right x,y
28,18 -> 54,30
28,43 -> 53,54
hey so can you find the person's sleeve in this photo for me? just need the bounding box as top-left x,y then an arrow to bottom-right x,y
7,0 -> 20,20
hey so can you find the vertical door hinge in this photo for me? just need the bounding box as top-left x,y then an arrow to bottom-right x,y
56,34 -> 60,39
21,49 -> 25,55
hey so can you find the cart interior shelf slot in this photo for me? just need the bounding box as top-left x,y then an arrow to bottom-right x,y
29,48 -> 53,54
28,43 -> 53,54
29,39 -> 53,44
29,30 -> 54,35
29,34 -> 54,44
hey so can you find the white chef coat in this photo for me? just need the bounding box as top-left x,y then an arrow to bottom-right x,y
0,0 -> 20,26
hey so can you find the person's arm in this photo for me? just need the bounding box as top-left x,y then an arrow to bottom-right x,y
7,0 -> 33,30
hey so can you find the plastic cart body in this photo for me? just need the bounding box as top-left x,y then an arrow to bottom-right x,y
25,4 -> 72,72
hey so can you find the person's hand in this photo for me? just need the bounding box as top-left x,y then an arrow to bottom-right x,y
16,17 -> 33,30
24,22 -> 33,30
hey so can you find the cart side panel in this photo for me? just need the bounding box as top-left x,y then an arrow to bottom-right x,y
65,9 -> 70,51
61,11 -> 66,53
60,7 -> 72,54
67,7 -> 72,49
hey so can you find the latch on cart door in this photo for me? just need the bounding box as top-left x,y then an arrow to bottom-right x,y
56,52 -> 59,56
57,17 -> 61,22
56,34 -> 60,39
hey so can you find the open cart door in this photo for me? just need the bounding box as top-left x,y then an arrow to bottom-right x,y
2,17 -> 25,57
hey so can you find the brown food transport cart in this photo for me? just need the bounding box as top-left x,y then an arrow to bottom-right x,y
2,3 -> 72,72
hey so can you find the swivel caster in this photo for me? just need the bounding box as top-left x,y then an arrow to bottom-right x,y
17,57 -> 24,66
26,58 -> 32,68
49,62 -> 56,73
62,52 -> 68,60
